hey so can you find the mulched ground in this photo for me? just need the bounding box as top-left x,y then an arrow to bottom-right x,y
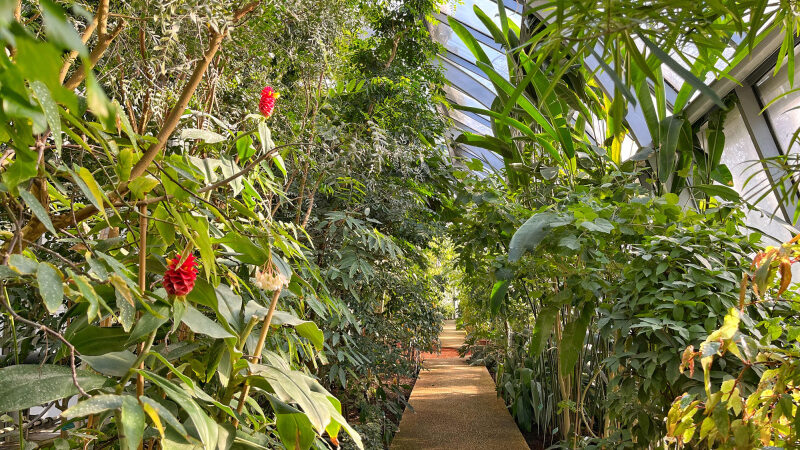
519,430 -> 548,449
420,347 -> 463,359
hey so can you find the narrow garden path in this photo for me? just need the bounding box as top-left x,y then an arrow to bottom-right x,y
391,320 -> 530,449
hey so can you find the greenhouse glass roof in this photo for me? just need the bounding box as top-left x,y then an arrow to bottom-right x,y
430,1 -> 800,242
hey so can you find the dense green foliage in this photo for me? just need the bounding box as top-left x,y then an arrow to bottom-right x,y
0,1 -> 455,448
448,0 -> 800,448
3,0 -> 800,449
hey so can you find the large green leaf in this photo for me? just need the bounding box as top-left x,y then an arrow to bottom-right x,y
255,305 -> 324,351
30,80 -> 61,151
138,371 -> 218,449
19,188 -> 57,236
559,303 -> 594,376
86,73 -> 117,130
271,398 -> 316,450
214,284 -> 243,333
257,122 -> 275,152
451,104 -> 560,162
447,17 -> 491,68
40,0 -> 87,56
489,280 -> 509,316
121,396 -> 145,450
316,393 -> 363,450
454,132 -> 512,159
215,233 -> 269,266
249,364 -> 331,433
81,350 -> 137,377
181,304 -> 235,339
508,212 -> 559,262
186,215 -> 214,280
8,254 -> 37,275
658,116 -> 683,184
66,322 -> 130,355
690,184 -> 741,202
37,261 -> 64,313
633,69 -> 660,142
61,394 -> 124,419
707,108 -> 727,171
0,365 -> 108,413
529,306 -> 558,357
187,277 -> 217,309
180,128 -> 226,144
473,5 -> 507,47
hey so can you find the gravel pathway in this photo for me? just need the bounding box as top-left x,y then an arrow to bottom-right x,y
391,321 -> 530,449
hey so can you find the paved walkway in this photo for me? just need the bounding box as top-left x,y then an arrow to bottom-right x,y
391,320 -> 529,450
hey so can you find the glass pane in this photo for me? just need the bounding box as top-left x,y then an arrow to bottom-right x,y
431,22 -> 509,78
448,108 -> 493,136
745,209 -> 794,245
440,0 -> 521,32
661,42 -> 737,105
620,135 -> 637,160
756,44 -> 800,154
710,106 -> 790,242
440,58 -> 496,107
444,84 -> 487,110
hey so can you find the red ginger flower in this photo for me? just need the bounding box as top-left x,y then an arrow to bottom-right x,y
163,253 -> 199,296
259,86 -> 279,118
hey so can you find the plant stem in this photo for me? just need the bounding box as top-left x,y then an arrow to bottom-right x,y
220,315 -> 260,408
138,204 -> 148,291
10,313 -> 23,449
136,204 -> 148,403
238,316 -> 260,353
233,287 -> 282,427
119,330 -> 157,390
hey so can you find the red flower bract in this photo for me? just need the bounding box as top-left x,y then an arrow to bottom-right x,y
163,253 -> 199,296
259,86 -> 278,118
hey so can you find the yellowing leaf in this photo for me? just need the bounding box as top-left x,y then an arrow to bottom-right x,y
708,308 -> 740,341
141,401 -> 165,439
109,274 -> 134,306
728,388 -> 743,415
721,378 -> 736,394
699,416 -> 714,440
86,73 -> 115,130
74,166 -> 107,220
128,176 -> 159,199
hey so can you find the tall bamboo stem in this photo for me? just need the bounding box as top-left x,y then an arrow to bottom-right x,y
136,205 -> 149,450
136,204 -> 147,400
